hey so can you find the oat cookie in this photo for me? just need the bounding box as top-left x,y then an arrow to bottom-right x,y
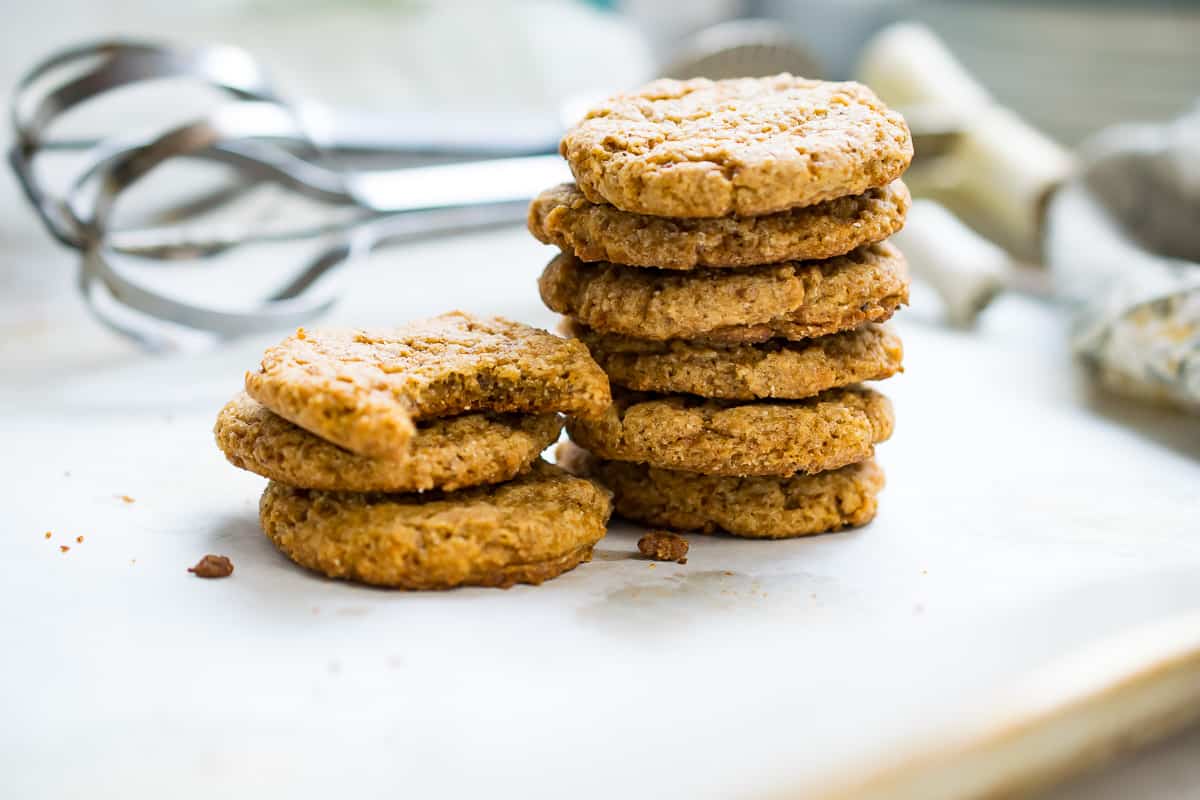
566,386 -> 893,477
559,443 -> 884,539
259,460 -> 611,589
569,322 -> 903,400
539,243 -> 908,343
528,181 -> 910,269
215,393 -> 562,493
560,75 -> 912,218
245,312 -> 610,459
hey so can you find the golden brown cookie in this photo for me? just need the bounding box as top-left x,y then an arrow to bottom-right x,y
528,181 -> 910,269
258,460 -> 612,589
245,312 -> 610,459
559,442 -> 884,539
566,386 -> 893,477
568,322 -> 903,400
560,75 -> 912,218
539,243 -> 908,343
215,393 -> 563,493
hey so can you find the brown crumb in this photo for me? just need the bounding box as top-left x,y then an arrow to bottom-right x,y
59,545 -> 70,553
637,530 -> 689,563
44,531 -> 51,540
188,554 -> 234,578
116,495 -> 135,504
76,535 -> 84,544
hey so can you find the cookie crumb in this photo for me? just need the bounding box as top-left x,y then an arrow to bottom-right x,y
188,554 -> 234,578
76,535 -> 84,544
116,494 -> 135,504
44,531 -> 51,540
59,545 -> 70,553
637,530 -> 689,563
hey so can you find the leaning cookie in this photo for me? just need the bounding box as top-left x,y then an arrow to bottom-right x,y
567,322 -> 903,400
259,460 -> 611,589
566,387 -> 893,477
245,311 -> 610,459
559,443 -> 884,539
529,182 -> 910,269
560,75 -> 912,218
215,393 -> 562,493
539,243 -> 908,344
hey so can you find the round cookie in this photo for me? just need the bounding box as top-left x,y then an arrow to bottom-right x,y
539,242 -> 909,343
568,322 -> 903,400
558,443 -> 884,539
528,181 -> 910,269
258,460 -> 612,589
560,75 -> 912,218
566,387 -> 893,477
215,393 -> 563,493
245,311 -> 610,459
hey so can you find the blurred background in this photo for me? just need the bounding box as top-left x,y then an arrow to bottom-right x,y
3,0 -> 1199,376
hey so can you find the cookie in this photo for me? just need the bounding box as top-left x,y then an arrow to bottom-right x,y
559,443 -> 884,539
539,243 -> 908,343
215,393 -> 562,493
568,322 -> 903,400
258,460 -> 611,589
566,386 -> 893,477
560,75 -> 912,219
245,312 -> 610,459
528,181 -> 910,269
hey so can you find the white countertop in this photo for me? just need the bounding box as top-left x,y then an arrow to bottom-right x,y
2,221 -> 1199,798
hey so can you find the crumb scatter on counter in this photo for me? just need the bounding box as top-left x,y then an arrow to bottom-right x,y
637,530 -> 690,563
188,554 -> 234,578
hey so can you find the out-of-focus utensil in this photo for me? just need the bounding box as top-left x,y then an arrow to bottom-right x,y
8,24 -> 837,349
9,39 -> 572,348
857,22 -> 1075,262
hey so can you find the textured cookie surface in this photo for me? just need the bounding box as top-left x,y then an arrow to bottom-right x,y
570,322 -> 903,400
540,243 -> 908,343
245,312 -> 610,459
215,393 -> 562,493
559,443 -> 884,539
259,461 -> 611,589
566,386 -> 893,477
560,75 -> 912,218
529,181 -> 910,269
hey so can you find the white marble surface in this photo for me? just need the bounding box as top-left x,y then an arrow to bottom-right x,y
2,221 -> 1199,798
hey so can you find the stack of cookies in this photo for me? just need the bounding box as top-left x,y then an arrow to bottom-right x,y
531,75 -> 913,539
214,312 -> 614,589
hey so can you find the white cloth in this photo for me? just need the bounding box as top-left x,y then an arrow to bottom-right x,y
1047,105 -> 1200,410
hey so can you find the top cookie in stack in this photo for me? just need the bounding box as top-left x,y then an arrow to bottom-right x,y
532,74 -> 913,539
